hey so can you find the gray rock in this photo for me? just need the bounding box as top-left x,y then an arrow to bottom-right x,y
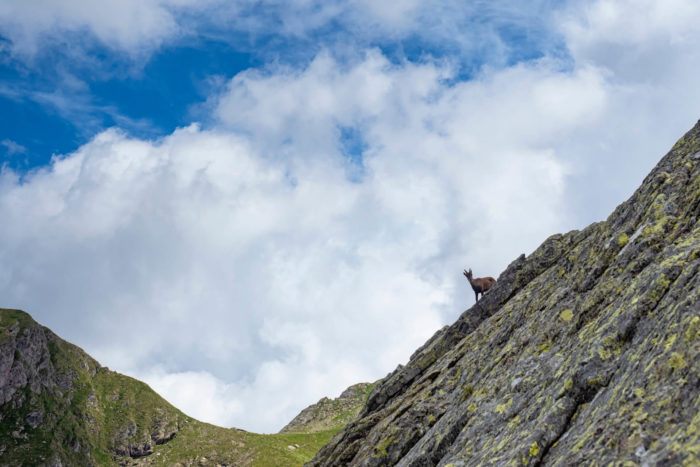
26,409 -> 44,428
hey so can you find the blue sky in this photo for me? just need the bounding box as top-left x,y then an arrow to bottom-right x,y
0,1 -> 568,171
0,37 -> 255,169
1,0 -> 700,433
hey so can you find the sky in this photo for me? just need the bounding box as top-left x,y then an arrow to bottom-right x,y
1,0 -> 700,433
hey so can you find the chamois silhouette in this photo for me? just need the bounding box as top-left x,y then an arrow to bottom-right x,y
463,269 -> 496,303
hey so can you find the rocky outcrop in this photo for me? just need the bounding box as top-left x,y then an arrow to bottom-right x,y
308,121 -> 700,466
280,383 -> 373,434
0,318 -> 70,406
0,309 -> 186,466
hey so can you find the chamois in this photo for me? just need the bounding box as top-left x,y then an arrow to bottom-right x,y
463,268 -> 496,303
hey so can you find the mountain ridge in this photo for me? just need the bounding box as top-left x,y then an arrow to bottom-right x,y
0,308 -> 367,466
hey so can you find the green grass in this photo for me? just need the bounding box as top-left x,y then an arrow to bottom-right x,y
134,422 -> 341,466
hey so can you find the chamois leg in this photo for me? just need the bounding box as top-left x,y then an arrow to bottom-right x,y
475,291 -> 479,302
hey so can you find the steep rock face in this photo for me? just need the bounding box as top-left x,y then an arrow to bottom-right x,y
0,309 -> 186,466
280,383 -> 373,434
309,121 -> 700,466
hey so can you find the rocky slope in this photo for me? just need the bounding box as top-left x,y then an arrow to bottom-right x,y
0,309 -> 364,466
280,383 -> 374,434
308,120 -> 700,466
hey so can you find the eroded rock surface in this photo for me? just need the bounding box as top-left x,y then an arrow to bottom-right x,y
308,121 -> 700,466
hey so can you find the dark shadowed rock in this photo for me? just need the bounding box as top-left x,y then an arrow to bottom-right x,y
308,120 -> 700,466
25,409 -> 43,428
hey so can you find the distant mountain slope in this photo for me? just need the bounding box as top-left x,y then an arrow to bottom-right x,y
0,309 -> 363,466
280,383 -> 374,434
308,120 -> 700,466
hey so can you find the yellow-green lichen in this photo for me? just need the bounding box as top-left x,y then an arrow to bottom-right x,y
495,398 -> 513,415
672,135 -> 686,150
633,408 -> 648,423
508,415 -> 521,429
536,339 -> 552,355
588,374 -> 604,386
665,334 -> 677,352
618,233 -> 629,247
668,352 -> 687,369
560,309 -> 573,322
647,273 -> 672,304
685,316 -> 700,343
643,222 -> 667,239
529,441 -> 540,456
373,436 -> 394,457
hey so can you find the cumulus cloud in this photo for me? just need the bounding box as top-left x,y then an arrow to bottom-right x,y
552,0 -> 700,221
0,0 -> 214,56
0,0 -> 562,64
2,0 -> 700,433
0,50 -> 589,431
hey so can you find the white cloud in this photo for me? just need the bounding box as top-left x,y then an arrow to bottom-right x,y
1,139 -> 26,155
561,0 -> 700,52
552,0 -> 700,221
2,0 -> 700,434
0,0 -> 215,57
0,51 -> 582,432
559,0 -> 700,88
0,0 -> 562,64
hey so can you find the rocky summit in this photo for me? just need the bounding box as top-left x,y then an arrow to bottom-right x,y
308,120 -> 700,466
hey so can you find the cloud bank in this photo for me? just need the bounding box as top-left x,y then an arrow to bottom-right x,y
1,0 -> 700,432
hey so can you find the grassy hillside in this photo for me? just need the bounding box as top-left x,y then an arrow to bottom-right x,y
125,421 -> 342,466
0,308 -> 365,466
280,383 -> 374,434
